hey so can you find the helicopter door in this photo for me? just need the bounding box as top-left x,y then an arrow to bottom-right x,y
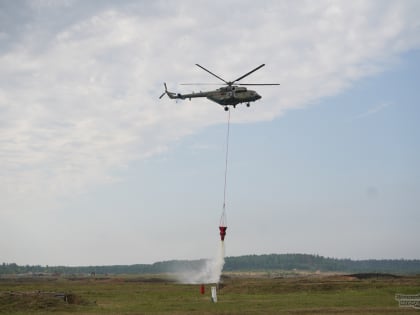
227,87 -> 235,98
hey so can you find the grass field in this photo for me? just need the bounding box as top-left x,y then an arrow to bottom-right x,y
1,272 -> 419,314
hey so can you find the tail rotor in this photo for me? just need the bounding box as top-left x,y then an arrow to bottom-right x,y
159,83 -> 168,99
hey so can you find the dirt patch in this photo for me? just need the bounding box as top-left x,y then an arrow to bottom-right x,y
348,273 -> 401,280
123,276 -> 175,283
0,291 -> 92,313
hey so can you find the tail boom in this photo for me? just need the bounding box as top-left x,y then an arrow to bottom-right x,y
159,83 -> 208,100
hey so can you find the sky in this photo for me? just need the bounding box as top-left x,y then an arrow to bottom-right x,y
1,0 -> 419,266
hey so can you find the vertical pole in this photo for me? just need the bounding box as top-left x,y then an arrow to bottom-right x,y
211,286 -> 217,303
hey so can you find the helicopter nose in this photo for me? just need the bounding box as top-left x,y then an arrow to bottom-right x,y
255,94 -> 261,100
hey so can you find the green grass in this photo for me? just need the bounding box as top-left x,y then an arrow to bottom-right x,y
0,273 -> 419,314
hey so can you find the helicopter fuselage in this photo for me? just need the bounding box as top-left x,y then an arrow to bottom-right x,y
179,86 -> 261,106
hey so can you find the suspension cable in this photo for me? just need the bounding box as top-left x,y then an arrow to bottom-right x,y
221,109 -> 231,226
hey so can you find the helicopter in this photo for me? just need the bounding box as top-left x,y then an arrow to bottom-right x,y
159,64 -> 279,111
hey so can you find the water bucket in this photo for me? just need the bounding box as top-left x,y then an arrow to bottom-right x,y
219,226 -> 227,241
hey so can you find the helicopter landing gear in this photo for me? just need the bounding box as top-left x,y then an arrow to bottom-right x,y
246,102 -> 250,107
224,106 -> 229,111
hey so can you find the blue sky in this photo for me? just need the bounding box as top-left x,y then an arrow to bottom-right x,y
0,1 -> 419,265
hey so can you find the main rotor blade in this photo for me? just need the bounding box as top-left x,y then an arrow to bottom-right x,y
195,64 -> 228,84
237,83 -> 280,86
180,83 -> 224,86
232,64 -> 265,84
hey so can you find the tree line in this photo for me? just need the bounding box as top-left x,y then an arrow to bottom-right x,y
224,254 -> 420,274
1,254 -> 420,275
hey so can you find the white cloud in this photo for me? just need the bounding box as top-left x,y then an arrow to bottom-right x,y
357,102 -> 392,118
0,0 -> 419,215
